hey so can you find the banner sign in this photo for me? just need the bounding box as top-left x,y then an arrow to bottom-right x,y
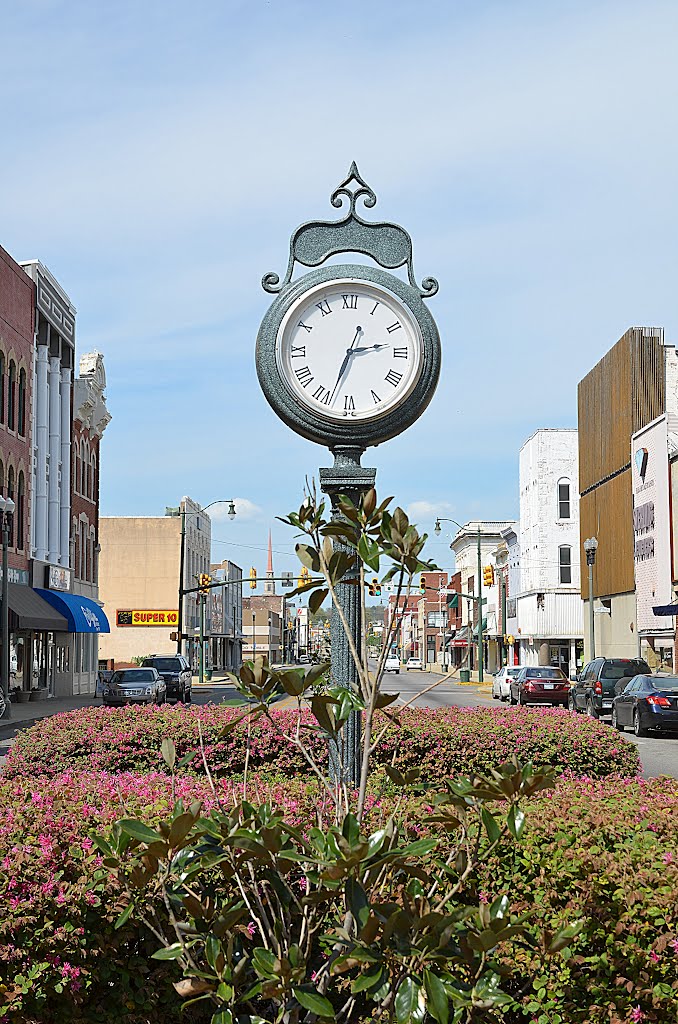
116,609 -> 179,627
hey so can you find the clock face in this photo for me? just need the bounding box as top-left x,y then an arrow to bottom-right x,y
275,278 -> 424,422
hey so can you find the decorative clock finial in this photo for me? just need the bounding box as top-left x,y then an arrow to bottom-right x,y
262,164 -> 438,299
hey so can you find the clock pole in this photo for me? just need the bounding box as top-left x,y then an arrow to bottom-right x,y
320,446 -> 376,787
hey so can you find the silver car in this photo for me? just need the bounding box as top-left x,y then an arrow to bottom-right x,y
492,666 -> 522,702
103,668 -> 166,707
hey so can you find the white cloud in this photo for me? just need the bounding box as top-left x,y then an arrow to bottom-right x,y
210,497 -> 262,523
406,500 -> 457,524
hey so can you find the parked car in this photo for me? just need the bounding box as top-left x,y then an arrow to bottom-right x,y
612,674 -> 678,735
569,658 -> 651,718
492,666 -> 522,701
141,654 -> 192,703
385,655 -> 400,674
405,657 -> 422,671
102,668 -> 166,707
510,666 -> 569,707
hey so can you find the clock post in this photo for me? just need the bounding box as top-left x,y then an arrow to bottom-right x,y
256,163 -> 441,786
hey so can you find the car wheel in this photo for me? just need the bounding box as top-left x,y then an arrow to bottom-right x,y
586,698 -> 598,719
492,688 -> 499,700
612,706 -> 625,732
633,709 -> 648,737
509,690 -> 517,705
567,692 -> 578,713
518,691 -> 526,706
184,688 -> 192,704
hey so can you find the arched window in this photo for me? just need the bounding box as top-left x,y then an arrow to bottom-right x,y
80,441 -> 86,495
0,459 -> 4,496
7,466 -> 14,547
0,353 -> 5,424
18,368 -> 26,437
73,448 -> 79,495
559,545 -> 572,584
90,451 -> 97,500
557,479 -> 571,519
17,471 -> 24,550
7,362 -> 16,431
73,519 -> 80,580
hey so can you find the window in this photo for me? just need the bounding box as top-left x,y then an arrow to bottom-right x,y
7,466 -> 14,546
17,472 -> 24,550
7,362 -> 16,431
80,441 -> 86,494
91,452 -> 97,500
559,545 -> 572,584
0,459 -> 4,496
18,369 -> 26,436
0,353 -> 4,424
558,480 -> 571,519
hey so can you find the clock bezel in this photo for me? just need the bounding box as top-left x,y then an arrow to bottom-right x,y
275,276 -> 424,424
256,264 -> 441,449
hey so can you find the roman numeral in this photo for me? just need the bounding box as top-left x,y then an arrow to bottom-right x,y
385,369 -> 403,387
290,345 -> 306,358
341,293 -> 358,309
297,321 -> 312,333
386,321 -> 402,333
344,395 -> 356,416
312,385 -> 330,404
393,347 -> 408,359
316,299 -> 332,316
370,390 -> 381,404
295,365 -> 313,387
370,301 -> 380,315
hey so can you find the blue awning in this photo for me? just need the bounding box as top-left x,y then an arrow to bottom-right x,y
33,589 -> 110,633
652,603 -> 678,617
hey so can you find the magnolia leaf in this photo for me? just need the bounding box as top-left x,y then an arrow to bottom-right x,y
151,942 -> 184,960
547,919 -> 584,953
119,820 -> 164,845
114,902 -> 134,930
345,877 -> 370,930
506,805 -> 526,840
296,543 -> 321,572
174,978 -> 214,998
362,487 -> 377,517
308,587 -> 329,614
424,970 -> 449,1024
395,976 -> 426,1023
292,988 -> 335,1018
161,738 -> 176,771
481,807 -> 501,844
375,692 -> 399,709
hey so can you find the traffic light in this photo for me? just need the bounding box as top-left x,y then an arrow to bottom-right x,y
419,575 -> 427,595
483,565 -> 495,587
249,567 -> 257,590
169,631 -> 179,642
199,573 -> 211,594
297,566 -> 310,588
368,577 -> 381,597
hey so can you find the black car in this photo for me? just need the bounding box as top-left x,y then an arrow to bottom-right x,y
568,658 -> 651,719
103,668 -> 166,706
509,666 -> 569,707
141,655 -> 192,703
612,674 -> 678,736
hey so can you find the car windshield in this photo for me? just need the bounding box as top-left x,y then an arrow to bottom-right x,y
650,677 -> 678,691
112,670 -> 155,683
508,668 -> 521,677
601,660 -> 650,679
144,658 -> 182,672
525,668 -> 565,678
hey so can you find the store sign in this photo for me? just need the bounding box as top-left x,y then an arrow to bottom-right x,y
47,565 -> 72,591
0,567 -> 29,585
116,609 -> 179,627
632,417 -> 672,633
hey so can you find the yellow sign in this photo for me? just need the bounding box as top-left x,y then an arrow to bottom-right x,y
116,609 -> 179,627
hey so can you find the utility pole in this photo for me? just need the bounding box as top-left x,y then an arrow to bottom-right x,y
584,537 -> 598,660
477,525 -> 484,683
198,592 -> 205,686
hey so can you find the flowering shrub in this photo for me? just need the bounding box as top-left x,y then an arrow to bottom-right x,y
3,703 -> 640,782
1,769 -> 675,1022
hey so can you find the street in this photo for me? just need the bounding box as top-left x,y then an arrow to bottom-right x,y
2,672 -> 678,780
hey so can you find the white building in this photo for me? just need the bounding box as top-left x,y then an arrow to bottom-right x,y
515,429 -> 583,675
450,521 -> 516,673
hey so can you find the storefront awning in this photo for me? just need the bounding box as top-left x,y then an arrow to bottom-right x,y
449,626 -> 469,647
652,603 -> 678,617
34,589 -> 111,633
472,618 -> 488,638
8,584 -> 69,632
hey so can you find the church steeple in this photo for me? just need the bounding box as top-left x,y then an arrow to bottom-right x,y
264,529 -> 276,595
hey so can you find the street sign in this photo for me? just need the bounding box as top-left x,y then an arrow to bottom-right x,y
281,571 -> 293,588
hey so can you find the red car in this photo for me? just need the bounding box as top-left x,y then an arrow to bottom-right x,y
509,666 -> 569,707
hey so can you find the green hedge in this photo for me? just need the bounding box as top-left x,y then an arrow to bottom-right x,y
3,703 -> 641,781
0,769 -> 675,1023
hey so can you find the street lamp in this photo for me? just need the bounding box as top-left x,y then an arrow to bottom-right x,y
583,536 -> 599,660
435,517 -> 485,682
0,495 -> 15,720
172,500 -> 237,655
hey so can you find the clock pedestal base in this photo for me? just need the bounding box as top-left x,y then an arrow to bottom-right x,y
320,447 -> 376,788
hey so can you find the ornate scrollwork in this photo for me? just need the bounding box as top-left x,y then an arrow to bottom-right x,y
262,163 -> 439,300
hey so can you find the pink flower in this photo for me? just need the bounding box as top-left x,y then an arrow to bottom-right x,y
649,950 -> 660,963
246,921 -> 256,937
630,1008 -> 645,1022
663,851 -> 673,864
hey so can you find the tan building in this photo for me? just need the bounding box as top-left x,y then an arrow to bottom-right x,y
242,599 -> 282,663
98,497 -> 212,667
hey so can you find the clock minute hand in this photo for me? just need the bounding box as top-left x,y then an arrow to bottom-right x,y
353,344 -> 387,353
329,326 -> 362,404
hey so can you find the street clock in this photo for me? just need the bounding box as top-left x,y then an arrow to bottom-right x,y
256,163 -> 441,453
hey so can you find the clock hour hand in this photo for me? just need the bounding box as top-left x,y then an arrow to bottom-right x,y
329,327 -> 362,404
353,344 -> 387,353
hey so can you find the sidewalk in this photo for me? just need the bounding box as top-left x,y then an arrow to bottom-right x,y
0,695 -> 99,734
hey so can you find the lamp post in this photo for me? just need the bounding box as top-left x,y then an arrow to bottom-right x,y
0,496 -> 15,720
435,517 -> 484,682
583,536 -> 598,660
172,499 -> 236,656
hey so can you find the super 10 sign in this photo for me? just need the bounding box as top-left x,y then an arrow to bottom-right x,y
116,610 -> 179,627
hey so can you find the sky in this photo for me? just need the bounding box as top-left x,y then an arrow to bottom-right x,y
2,0 -> 678,585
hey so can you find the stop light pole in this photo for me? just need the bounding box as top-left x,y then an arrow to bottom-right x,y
434,519 -> 484,683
